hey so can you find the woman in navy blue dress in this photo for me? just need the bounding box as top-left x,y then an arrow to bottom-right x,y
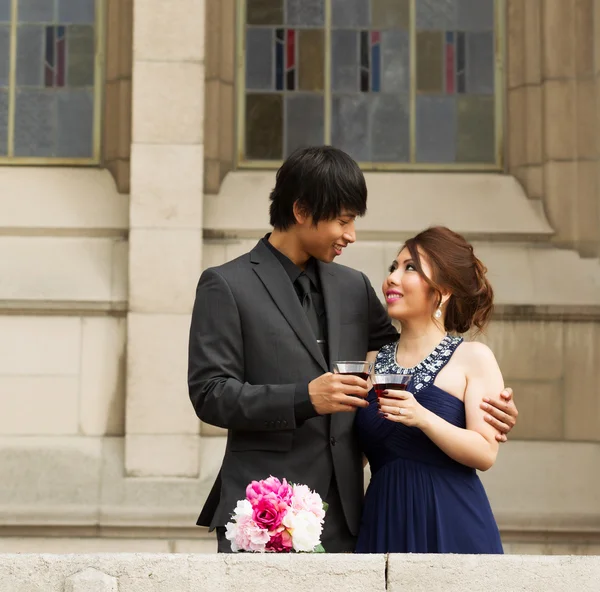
355,226 -> 504,554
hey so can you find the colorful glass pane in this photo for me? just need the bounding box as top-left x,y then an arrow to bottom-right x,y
57,0 -> 95,24
456,0 -> 494,31
56,89 -> 93,156
416,31 -> 443,93
16,25 -> 44,86
331,94 -> 368,162
246,27 -> 273,90
247,0 -> 282,25
0,0 -> 11,22
466,31 -> 494,94
286,0 -> 324,27
416,0 -> 455,31
457,95 -> 494,162
416,95 -> 456,163
0,89 -> 7,155
298,29 -> 324,91
44,25 -> 67,87
18,0 -> 55,22
14,89 -> 56,156
381,30 -> 409,93
0,25 -> 9,86
371,0 -> 409,29
331,0 -> 369,28
332,30 -> 358,92
285,94 -> 324,156
246,93 -> 283,159
67,25 -> 94,87
371,94 -> 409,162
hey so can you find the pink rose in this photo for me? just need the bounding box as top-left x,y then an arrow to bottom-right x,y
246,476 -> 293,505
226,514 -> 270,552
266,529 -> 293,553
291,484 -> 326,521
252,494 -> 287,531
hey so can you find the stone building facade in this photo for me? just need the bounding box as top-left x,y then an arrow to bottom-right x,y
0,0 -> 599,554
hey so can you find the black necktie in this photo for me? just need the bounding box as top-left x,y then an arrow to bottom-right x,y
296,273 -> 328,363
296,273 -> 320,339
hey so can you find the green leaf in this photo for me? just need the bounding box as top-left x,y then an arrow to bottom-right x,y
322,502 -> 329,512
313,544 -> 326,553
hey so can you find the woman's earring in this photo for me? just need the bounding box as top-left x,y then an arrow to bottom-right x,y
434,305 -> 442,319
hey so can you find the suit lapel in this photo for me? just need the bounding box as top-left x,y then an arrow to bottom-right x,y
318,261 -> 339,370
251,241 -> 328,373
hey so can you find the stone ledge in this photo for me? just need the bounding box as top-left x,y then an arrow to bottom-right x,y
202,238 -> 600,318
204,171 -> 553,239
0,301 -> 128,316
0,168 -> 128,233
0,553 -> 598,592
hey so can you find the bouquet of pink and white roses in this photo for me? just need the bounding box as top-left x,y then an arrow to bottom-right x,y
225,476 -> 327,553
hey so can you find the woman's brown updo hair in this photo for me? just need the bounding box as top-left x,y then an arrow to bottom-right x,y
403,226 -> 494,334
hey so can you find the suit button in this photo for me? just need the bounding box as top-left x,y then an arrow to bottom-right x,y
276,420 -> 281,428
270,421 -> 276,428
282,420 -> 288,428
330,437 -> 336,446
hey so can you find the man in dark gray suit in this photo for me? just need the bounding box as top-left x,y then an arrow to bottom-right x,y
188,146 -> 518,553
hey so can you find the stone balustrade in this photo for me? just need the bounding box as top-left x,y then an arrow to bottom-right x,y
0,553 -> 598,592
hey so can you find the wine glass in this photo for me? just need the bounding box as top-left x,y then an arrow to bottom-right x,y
372,373 -> 412,400
332,361 -> 373,381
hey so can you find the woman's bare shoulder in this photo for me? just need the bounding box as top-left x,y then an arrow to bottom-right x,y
454,340 -> 498,371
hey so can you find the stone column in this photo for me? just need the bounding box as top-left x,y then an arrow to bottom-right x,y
204,0 -> 236,194
596,0 -> 600,260
103,0 -> 133,193
125,0 -> 205,477
506,0 -> 543,202
507,0 -> 599,257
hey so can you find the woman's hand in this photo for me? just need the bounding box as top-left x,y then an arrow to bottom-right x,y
378,389 -> 430,429
481,387 -> 518,442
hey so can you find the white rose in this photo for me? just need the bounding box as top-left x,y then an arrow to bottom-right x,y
224,521 -> 240,552
234,499 -> 253,517
283,510 -> 323,552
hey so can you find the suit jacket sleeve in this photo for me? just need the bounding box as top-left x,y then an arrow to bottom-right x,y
188,268 -> 300,432
362,272 -> 399,351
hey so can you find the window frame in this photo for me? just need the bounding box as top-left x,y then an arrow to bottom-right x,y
235,0 -> 505,171
0,0 -> 105,165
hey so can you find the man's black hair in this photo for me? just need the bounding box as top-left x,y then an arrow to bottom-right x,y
269,146 -> 367,230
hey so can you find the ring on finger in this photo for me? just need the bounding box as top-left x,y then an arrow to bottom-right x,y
396,408 -> 403,416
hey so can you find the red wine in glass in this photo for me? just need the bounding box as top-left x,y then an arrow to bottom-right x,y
372,374 -> 411,399
332,362 -> 373,396
343,371 -> 369,381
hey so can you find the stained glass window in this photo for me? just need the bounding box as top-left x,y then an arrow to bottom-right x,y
238,0 -> 502,169
0,0 -> 102,163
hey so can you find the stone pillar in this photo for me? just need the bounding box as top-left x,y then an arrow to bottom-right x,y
204,0 -> 236,194
595,0 -> 600,259
507,0 -> 599,257
103,0 -> 133,193
125,0 -> 205,477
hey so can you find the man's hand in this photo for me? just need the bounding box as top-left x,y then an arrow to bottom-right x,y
308,373 -> 369,415
481,387 -> 518,442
